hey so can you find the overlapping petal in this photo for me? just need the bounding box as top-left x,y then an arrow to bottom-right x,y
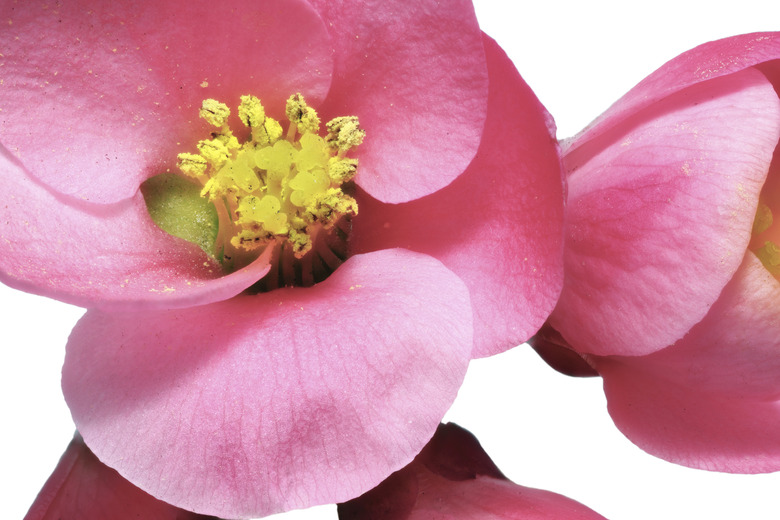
339,423 -> 607,520
25,434 -> 216,520
594,252 -> 780,472
309,0 -> 489,203
2,1 -> 564,516
0,0 -> 332,204
0,147 -> 271,310
566,33 -> 780,153
351,36 -> 564,358
537,32 -> 780,474
63,249 -> 474,518
552,67 -> 780,356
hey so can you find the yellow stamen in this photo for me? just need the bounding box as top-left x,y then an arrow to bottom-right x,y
326,116 -> 365,152
199,99 -> 231,128
174,93 -> 363,269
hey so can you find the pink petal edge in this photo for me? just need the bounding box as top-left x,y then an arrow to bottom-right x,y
25,433 -> 214,520
339,423 -> 608,520
0,0 -> 333,204
63,248 -> 474,518
350,35 -> 564,358
564,32 -> 780,152
592,253 -> 780,473
0,147 -> 271,310
309,0 -> 489,203
553,67 -> 780,356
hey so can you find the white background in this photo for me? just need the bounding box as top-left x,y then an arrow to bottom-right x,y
3,1 -> 780,518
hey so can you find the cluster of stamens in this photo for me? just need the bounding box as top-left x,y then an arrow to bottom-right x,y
176,94 -> 364,280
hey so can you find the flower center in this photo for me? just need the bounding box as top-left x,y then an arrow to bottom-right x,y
147,94 -> 364,290
750,172 -> 780,280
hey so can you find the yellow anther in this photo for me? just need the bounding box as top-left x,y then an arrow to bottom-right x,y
199,99 -> 231,128
328,157 -> 358,183
753,203 -> 773,236
177,152 -> 208,178
238,95 -> 266,128
231,229 -> 271,251
286,93 -> 321,134
289,229 -> 312,256
264,117 -> 284,145
197,138 -> 230,169
304,188 -> 358,227
326,116 -> 365,152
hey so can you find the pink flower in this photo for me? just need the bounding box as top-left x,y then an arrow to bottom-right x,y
536,33 -> 780,472
25,434 -> 216,520
338,422 -> 608,520
1,1 -> 564,517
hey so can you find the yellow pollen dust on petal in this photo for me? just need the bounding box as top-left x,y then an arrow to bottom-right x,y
175,93 -> 363,269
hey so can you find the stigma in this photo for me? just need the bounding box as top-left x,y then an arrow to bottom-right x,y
176,94 -> 364,281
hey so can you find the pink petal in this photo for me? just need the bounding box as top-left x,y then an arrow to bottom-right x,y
0,0 -> 332,203
350,36 -> 564,358
338,423 -> 607,520
596,361 -> 780,474
0,148 -> 270,309
564,32 -> 780,152
25,433 -> 214,520
592,252 -> 780,473
309,0 -> 489,203
62,249 -> 473,518
647,252 -> 780,399
552,67 -> 780,356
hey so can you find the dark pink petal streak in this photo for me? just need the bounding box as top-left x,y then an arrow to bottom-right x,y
553,68 -> 780,356
63,249 -> 473,518
309,0 -> 489,203
351,36 -> 564,358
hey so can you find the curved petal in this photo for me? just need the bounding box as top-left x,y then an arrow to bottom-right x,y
0,0 -> 332,204
63,249 -> 473,518
25,433 -> 215,520
529,325 -> 600,378
552,68 -> 780,356
309,0 -> 489,203
0,148 -> 270,309
640,253 -> 780,400
564,32 -> 780,153
596,353 -> 780,474
593,253 -> 780,472
350,36 -> 564,358
338,423 -> 607,520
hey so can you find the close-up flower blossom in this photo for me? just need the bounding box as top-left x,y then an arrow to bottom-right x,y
0,0 -> 564,517
338,423 -> 607,520
534,32 -> 780,473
